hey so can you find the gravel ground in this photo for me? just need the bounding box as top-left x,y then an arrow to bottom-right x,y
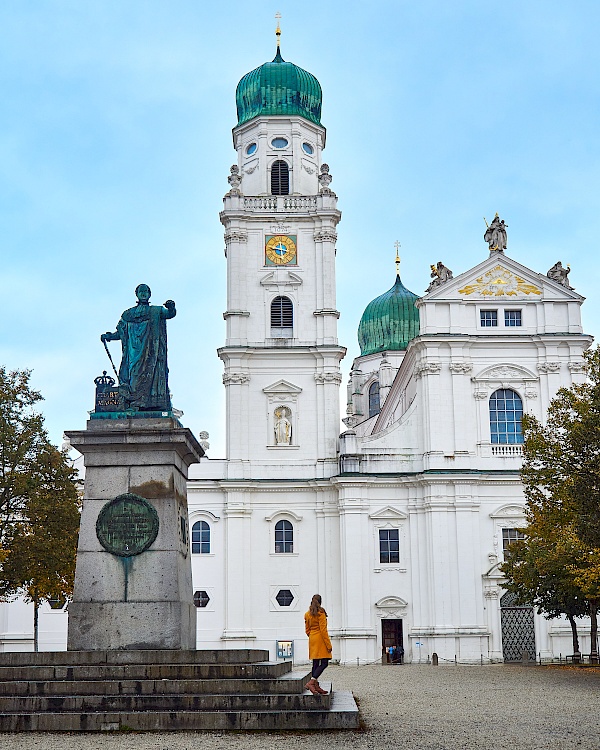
1,663 -> 599,750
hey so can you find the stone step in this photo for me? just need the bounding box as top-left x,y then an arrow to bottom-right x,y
0,660 -> 291,682
0,649 -> 269,667
0,689 -> 358,731
0,683 -> 333,713
0,670 -> 312,696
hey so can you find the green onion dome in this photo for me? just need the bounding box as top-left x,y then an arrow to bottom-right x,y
235,48 -> 322,127
358,275 -> 420,355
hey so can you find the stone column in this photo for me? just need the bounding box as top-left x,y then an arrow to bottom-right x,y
65,418 -> 204,651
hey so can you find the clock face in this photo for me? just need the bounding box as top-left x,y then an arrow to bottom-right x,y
265,235 -> 297,265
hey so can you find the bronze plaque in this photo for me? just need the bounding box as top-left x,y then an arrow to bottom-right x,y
96,493 -> 159,557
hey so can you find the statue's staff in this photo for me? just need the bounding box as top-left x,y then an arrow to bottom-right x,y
102,339 -> 119,381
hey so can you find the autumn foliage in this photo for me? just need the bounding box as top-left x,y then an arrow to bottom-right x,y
501,347 -> 600,660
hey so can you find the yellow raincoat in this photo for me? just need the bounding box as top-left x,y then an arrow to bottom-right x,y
305,608 -> 332,659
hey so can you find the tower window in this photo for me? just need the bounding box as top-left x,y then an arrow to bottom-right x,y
192,520 -> 210,554
193,590 -> 210,608
270,296 -> 293,336
276,589 -> 294,607
379,529 -> 399,564
271,160 -> 290,195
368,381 -> 380,418
275,520 -> 293,553
489,388 -> 524,444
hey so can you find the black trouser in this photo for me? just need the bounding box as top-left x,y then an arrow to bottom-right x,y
312,658 -> 330,679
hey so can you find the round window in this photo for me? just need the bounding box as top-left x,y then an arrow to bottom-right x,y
302,142 -> 314,155
246,143 -> 257,156
271,137 -> 289,149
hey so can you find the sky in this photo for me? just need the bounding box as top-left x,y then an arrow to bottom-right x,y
1,1 -> 600,457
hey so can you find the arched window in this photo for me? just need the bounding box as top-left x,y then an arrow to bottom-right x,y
192,521 -> 210,554
274,520 -> 293,553
489,389 -> 524,444
271,296 -> 293,336
271,160 -> 290,195
369,380 -> 380,418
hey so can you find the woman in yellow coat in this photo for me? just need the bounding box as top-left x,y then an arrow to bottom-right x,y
304,594 -> 332,695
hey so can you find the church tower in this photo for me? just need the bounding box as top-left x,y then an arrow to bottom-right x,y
219,29 -> 345,479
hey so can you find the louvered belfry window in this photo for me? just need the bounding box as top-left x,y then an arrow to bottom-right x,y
271,296 -> 293,333
271,160 -> 290,195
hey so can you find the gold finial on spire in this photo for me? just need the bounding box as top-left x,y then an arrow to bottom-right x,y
394,240 -> 401,275
275,11 -> 282,48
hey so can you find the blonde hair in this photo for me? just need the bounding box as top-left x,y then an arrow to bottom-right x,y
309,594 -> 325,617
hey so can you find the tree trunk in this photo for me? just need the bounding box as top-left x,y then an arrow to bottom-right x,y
567,613 -> 581,659
589,600 -> 598,664
33,597 -> 39,653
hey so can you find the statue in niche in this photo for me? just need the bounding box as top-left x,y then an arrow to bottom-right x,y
426,261 -> 453,292
274,406 -> 292,446
484,213 -> 508,252
547,261 -> 574,289
101,284 -> 176,411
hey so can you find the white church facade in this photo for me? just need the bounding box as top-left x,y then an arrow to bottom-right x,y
0,43 -> 593,662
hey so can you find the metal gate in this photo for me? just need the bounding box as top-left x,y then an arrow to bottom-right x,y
500,591 -> 536,662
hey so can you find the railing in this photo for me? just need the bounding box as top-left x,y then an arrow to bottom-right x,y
242,196 -> 318,212
491,444 -> 523,457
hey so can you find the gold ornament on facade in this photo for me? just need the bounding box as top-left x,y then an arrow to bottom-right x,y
458,265 -> 541,297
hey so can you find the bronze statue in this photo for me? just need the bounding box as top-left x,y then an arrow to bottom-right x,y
101,284 -> 176,411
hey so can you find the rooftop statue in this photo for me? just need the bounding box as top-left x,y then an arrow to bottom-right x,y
101,284 -> 176,411
547,261 -> 574,289
426,261 -> 453,292
484,213 -> 508,252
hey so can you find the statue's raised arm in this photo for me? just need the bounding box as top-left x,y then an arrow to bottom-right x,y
101,284 -> 176,412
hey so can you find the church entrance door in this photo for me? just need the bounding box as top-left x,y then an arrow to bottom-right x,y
382,619 -> 403,664
500,591 -> 536,662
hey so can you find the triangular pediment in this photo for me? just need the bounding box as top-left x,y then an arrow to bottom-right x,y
422,253 -> 583,303
262,379 -> 303,395
369,506 -> 408,520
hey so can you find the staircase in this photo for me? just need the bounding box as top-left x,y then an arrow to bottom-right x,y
0,649 -> 359,731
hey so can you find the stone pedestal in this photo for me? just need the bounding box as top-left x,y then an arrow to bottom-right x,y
65,418 -> 204,651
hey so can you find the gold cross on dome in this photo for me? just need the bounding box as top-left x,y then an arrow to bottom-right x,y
275,11 -> 282,45
394,240 -> 401,274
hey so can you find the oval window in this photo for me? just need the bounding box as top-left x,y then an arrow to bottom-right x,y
302,142 -> 314,155
271,137 -> 289,149
246,142 -> 257,156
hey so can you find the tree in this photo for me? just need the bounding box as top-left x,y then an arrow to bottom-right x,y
501,509 -> 588,657
0,368 -> 46,544
0,367 -> 80,650
511,347 -> 600,661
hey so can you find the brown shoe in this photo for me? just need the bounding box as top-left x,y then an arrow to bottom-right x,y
304,678 -> 319,695
314,681 -> 328,695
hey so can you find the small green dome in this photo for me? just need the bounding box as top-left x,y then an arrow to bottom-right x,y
235,48 -> 322,127
358,275 -> 420,355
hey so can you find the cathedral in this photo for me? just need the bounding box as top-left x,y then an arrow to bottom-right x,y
0,41 -> 593,663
